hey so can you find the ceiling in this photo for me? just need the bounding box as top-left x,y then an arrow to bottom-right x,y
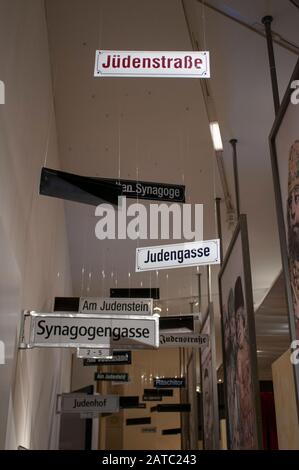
45,0 -> 299,371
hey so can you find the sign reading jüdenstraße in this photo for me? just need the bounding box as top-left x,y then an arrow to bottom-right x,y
60,394 -> 119,414
21,312 -> 159,349
136,239 -> 220,272
94,50 -> 210,78
79,297 -> 153,315
159,333 -> 209,348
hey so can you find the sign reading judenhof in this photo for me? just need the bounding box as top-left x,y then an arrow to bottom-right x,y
79,297 -> 153,315
20,311 -> 159,350
59,393 -> 119,414
136,239 -> 220,272
94,50 -> 210,78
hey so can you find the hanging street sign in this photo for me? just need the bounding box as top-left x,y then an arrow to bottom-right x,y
94,50 -> 210,78
83,350 -> 132,366
154,377 -> 186,388
136,239 -> 220,272
94,372 -> 129,382
159,333 -> 209,348
58,393 -> 119,414
77,348 -> 113,359
79,297 -> 153,315
41,167 -> 185,206
142,394 -> 162,402
19,311 -> 160,350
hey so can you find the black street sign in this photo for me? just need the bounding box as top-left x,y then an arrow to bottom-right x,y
142,395 -> 162,402
83,350 -> 131,366
157,404 -> 191,412
154,377 -> 185,388
94,372 -> 129,382
40,167 -> 185,206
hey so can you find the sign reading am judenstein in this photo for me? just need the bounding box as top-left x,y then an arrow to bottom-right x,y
79,297 -> 153,315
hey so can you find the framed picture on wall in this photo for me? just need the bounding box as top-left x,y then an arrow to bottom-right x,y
218,214 -> 262,450
269,57 -> 299,410
200,302 -> 219,449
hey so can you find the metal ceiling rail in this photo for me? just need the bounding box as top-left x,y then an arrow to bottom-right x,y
196,0 -> 299,55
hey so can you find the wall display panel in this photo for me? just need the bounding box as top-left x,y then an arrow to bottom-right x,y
269,58 -> 299,411
200,303 -> 219,449
219,215 -> 262,449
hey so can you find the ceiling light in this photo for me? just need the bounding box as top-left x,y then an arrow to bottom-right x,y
209,122 -> 223,151
153,306 -> 162,313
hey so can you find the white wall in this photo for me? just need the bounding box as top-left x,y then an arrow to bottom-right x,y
0,0 -> 73,449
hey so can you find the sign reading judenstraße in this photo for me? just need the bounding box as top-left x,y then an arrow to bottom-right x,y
79,297 -> 153,315
94,50 -> 210,78
159,333 -> 209,348
20,311 -> 159,350
136,239 -> 220,272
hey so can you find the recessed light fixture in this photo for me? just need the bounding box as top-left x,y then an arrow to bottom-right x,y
209,122 -> 223,151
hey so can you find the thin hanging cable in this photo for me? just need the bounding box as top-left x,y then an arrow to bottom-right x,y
117,90 -> 121,181
201,0 -> 207,50
98,0 -> 103,49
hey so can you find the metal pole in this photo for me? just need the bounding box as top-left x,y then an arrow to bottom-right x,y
215,197 -> 223,264
230,138 -> 240,219
197,272 -> 202,313
207,265 -> 212,303
262,16 -> 280,115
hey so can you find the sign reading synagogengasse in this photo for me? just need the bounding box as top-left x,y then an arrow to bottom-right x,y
94,50 -> 210,78
20,311 -> 159,349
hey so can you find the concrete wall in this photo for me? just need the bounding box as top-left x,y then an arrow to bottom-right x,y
0,0 -> 72,449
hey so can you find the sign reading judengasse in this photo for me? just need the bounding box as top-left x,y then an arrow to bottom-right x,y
94,50 -> 210,78
19,311 -> 159,350
136,239 -> 220,272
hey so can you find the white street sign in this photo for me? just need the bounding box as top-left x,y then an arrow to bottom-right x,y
59,394 -> 119,414
20,311 -> 159,350
136,239 -> 220,272
77,348 -> 113,359
159,333 -> 209,348
94,50 -> 210,78
79,297 -> 153,315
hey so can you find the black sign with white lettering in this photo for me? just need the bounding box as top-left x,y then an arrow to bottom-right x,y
154,377 -> 186,388
142,395 -> 162,402
83,350 -> 131,366
103,178 -> 185,203
40,167 -> 185,206
94,372 -> 129,382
